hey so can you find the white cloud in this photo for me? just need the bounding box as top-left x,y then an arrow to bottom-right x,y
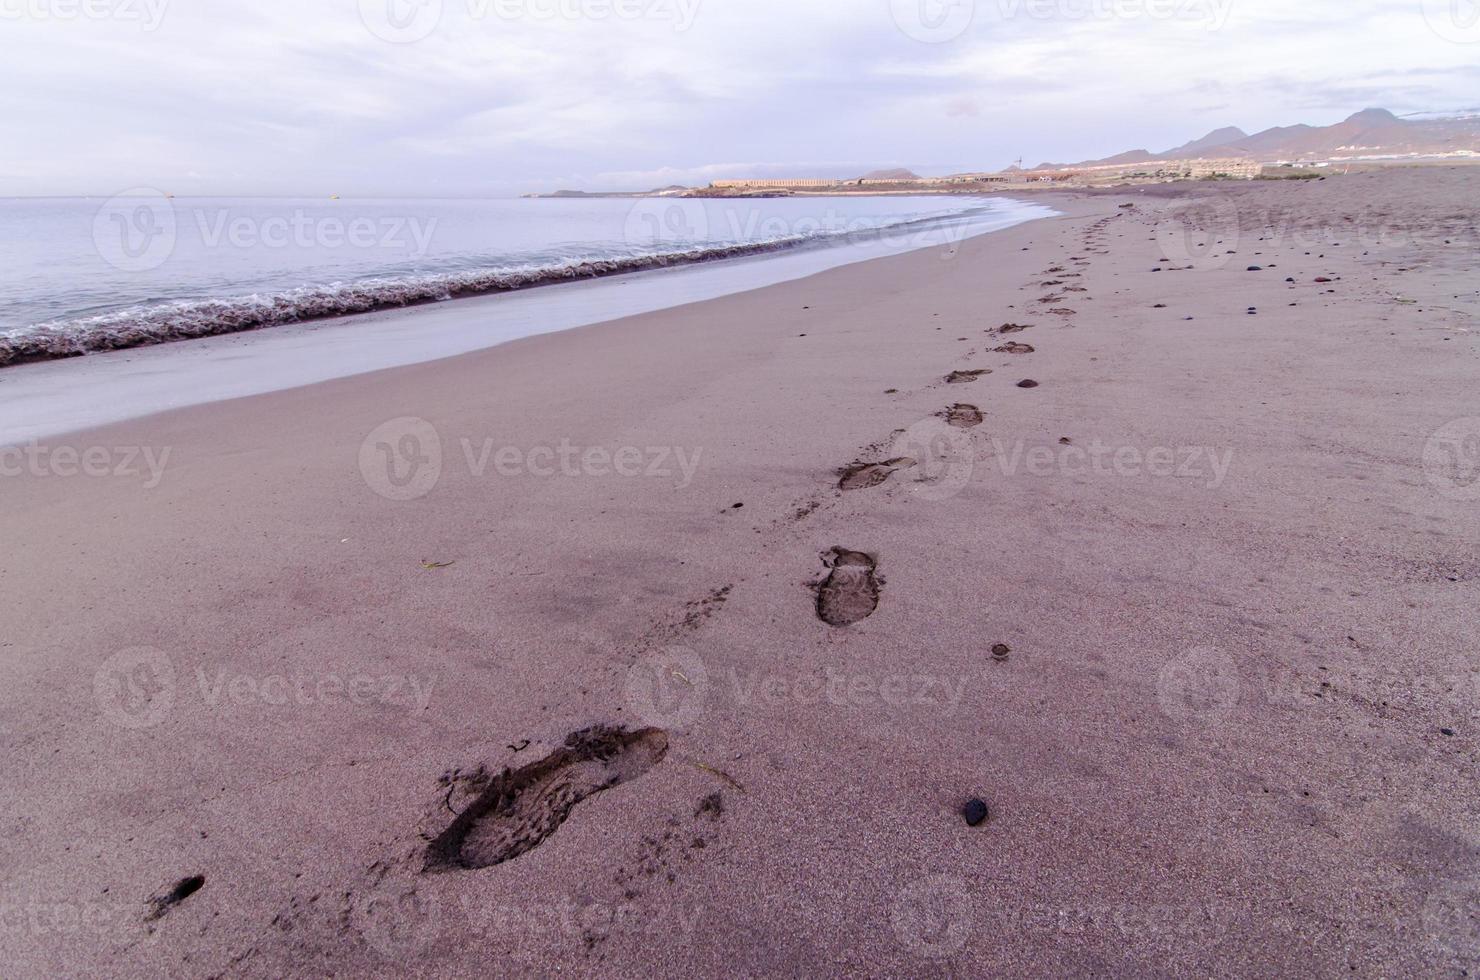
0,0 -> 1473,195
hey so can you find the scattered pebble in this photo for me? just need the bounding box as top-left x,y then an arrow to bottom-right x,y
963,798 -> 990,827
1017,379 -> 1039,388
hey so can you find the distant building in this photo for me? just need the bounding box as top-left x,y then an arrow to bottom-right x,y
710,178 -> 840,189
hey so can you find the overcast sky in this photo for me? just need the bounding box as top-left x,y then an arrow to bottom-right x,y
2,0 -> 1476,196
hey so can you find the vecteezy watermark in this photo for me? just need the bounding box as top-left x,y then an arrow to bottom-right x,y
991,439 -> 1234,489
459,895 -> 703,942
352,886 -> 445,961
624,646 -> 970,728
91,193 -> 439,274
358,0 -> 700,43
93,647 -> 176,730
0,442 -> 171,488
0,898 -> 119,936
196,668 -> 435,713
1421,0 -> 1480,44
192,209 -> 437,255
358,0 -> 444,42
357,417 -> 704,501
1423,873 -> 1480,960
0,0 -> 168,29
729,667 -> 968,713
360,417 -> 444,502
621,199 -> 974,259
93,189 -> 176,273
890,0 -> 1233,42
93,648 -> 435,728
893,417 -> 977,502
890,875 -> 973,958
890,0 -> 976,43
1155,197 -> 1242,270
625,646 -> 708,729
351,886 -> 702,960
993,0 -> 1233,29
1423,417 -> 1480,501
1156,646 -> 1240,724
892,885 -> 1248,960
1158,200 -> 1479,272
1258,661 -> 1480,713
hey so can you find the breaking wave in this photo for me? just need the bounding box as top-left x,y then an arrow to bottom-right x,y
0,210 -> 979,367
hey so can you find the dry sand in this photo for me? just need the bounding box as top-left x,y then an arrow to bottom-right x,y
1,168 -> 1477,977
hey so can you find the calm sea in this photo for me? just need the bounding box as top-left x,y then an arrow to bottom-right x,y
0,194 -> 1024,365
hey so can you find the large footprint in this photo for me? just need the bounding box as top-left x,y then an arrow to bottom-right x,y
838,458 -> 915,491
815,549 -> 882,627
424,726 -> 669,872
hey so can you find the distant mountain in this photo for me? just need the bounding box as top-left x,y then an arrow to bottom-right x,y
1165,126 -> 1249,156
858,168 -> 921,180
1038,110 -> 1480,168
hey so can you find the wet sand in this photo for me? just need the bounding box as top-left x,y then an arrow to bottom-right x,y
1,168 -> 1477,977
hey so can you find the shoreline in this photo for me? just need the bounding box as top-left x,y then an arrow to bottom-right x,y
0,196 -> 1031,370
1,168 -> 1477,976
0,196 -> 1060,446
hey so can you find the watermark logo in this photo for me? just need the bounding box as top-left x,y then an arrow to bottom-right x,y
360,417 -> 444,501
353,887 -> 444,960
0,0 -> 169,29
0,443 -> 171,488
1422,0 -> 1480,43
359,0 -> 444,41
994,0 -> 1233,29
990,438 -> 1233,489
466,0 -> 701,28
191,208 -> 438,256
1157,646 -> 1239,723
1423,418 -> 1480,501
1423,873 -> 1480,960
890,874 -> 972,957
893,417 -> 975,501
93,189 -> 176,273
1155,197 -> 1241,271
624,646 -> 708,729
890,0 -> 975,42
94,647 -> 175,730
623,198 -> 710,249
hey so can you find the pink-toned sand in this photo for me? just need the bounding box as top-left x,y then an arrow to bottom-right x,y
1,168 -> 1477,977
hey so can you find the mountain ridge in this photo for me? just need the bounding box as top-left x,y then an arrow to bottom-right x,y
1037,109 -> 1480,169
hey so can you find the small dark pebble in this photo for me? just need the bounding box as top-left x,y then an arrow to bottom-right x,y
991,643 -> 1011,660
963,799 -> 989,827
1247,266 -> 1263,271
1017,380 -> 1039,389
1441,728 -> 1456,737
732,503 -> 744,510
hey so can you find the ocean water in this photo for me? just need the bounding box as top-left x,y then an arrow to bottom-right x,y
0,194 -> 1023,365
0,194 -> 1056,444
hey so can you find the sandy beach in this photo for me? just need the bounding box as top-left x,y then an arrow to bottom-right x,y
1,167 -> 1477,977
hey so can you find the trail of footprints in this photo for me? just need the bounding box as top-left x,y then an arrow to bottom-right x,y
323,211 -> 1104,931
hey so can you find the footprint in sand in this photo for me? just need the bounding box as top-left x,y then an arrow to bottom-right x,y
423,726 -> 668,872
946,369 -> 990,384
838,457 -> 916,491
815,549 -> 881,627
941,403 -> 984,428
994,342 -> 1035,354
998,323 -> 1032,334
